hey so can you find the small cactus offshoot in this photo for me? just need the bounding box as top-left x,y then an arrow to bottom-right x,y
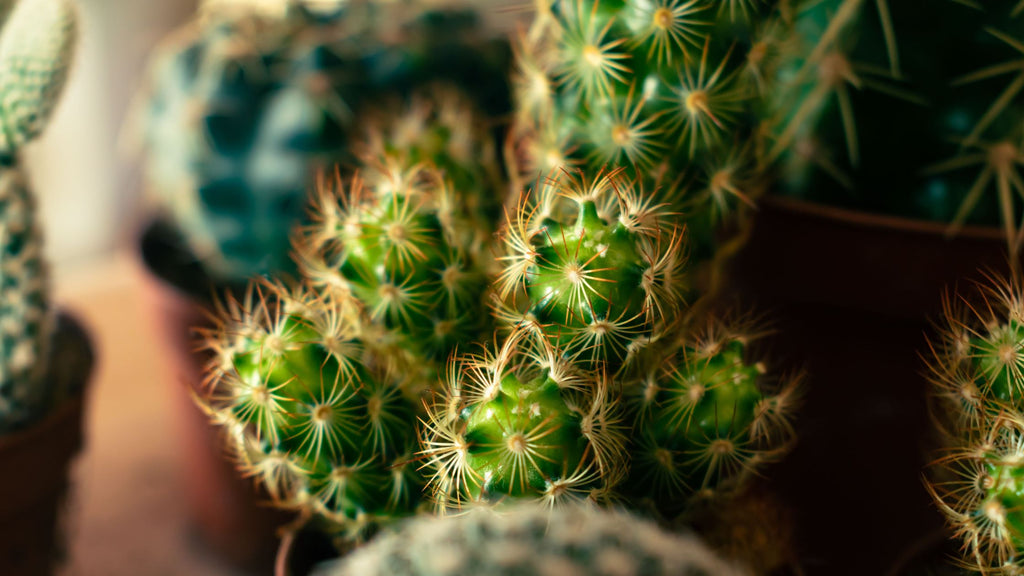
496,168 -> 688,375
319,502 -> 746,576
625,314 -> 801,515
420,329 -> 627,511
196,281 -> 423,540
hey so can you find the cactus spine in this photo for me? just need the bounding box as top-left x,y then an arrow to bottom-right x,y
0,0 -> 77,433
319,502 -> 746,576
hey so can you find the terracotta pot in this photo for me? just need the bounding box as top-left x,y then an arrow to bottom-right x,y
137,219 -> 291,573
0,313 -> 94,576
725,197 -> 1017,576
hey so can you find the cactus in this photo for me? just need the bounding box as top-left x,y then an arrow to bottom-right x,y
510,0 -> 775,260
765,1 -> 1024,252
0,0 -> 77,434
196,280 -> 424,540
420,329 -> 627,511
496,168 -> 688,375
624,314 -> 801,516
295,89 -> 500,366
317,502 -> 746,576
137,0 -> 511,283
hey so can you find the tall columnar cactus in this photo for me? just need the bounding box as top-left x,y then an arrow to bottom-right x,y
420,329 -> 627,511
295,92 -> 500,367
925,275 -> 1024,572
319,503 -> 746,576
0,0 -> 77,433
624,315 -> 801,516
511,0 -> 776,259
766,1 -> 1024,251
196,281 -> 424,540
496,168 -> 688,375
138,0 -> 510,283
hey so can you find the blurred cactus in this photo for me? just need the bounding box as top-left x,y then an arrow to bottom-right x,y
420,330 -> 627,510
624,315 -> 801,516
319,502 -> 746,576
495,168 -> 688,375
0,0 -> 77,433
137,0 -> 510,283
510,0 -> 775,261
196,280 -> 424,541
765,1 -> 1024,252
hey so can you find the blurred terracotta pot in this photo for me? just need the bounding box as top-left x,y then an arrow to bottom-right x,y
0,313 -> 94,576
137,219 -> 290,573
726,196 -> 1016,576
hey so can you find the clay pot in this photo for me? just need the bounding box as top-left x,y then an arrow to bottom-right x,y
0,313 -> 94,576
137,219 -> 291,572
725,197 -> 1017,576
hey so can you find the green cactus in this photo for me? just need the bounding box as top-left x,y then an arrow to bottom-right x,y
510,0 -> 775,261
624,314 -> 801,515
420,329 -> 627,510
765,0 -> 1024,251
495,168 -> 688,375
0,0 -> 77,433
295,91 -> 499,366
317,502 -> 746,576
137,0 -> 511,283
196,280 -> 423,541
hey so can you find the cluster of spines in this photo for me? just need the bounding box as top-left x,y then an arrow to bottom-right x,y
926,274 -> 1024,573
321,502 -> 746,576
419,328 -> 627,512
624,314 -> 802,515
197,280 -> 423,540
494,168 -> 688,376
510,0 -> 777,259
0,0 -> 77,433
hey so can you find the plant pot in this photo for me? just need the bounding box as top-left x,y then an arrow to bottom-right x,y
0,313 -> 94,576
136,218 -> 291,572
725,197 -> 1017,576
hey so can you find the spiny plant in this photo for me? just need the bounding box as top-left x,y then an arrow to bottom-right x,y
765,0 -> 1024,254
419,328 -> 628,511
195,280 -> 424,542
295,99 -> 498,368
137,0 -> 510,283
0,0 -> 78,434
495,168 -> 688,376
624,313 -> 802,517
510,0 -> 778,260
318,502 -> 746,576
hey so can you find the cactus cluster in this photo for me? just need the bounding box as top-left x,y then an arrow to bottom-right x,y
137,0 -> 510,283
925,275 -> 1024,573
319,502 -> 745,576
510,0 -> 776,261
765,1 -> 1024,249
0,0 -> 77,434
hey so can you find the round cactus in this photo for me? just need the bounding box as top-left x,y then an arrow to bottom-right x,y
318,502 -> 746,576
137,0 -> 511,282
496,168 -> 688,375
510,0 -> 775,259
196,280 -> 423,540
624,314 -> 801,514
420,330 -> 627,510
295,100 -> 498,364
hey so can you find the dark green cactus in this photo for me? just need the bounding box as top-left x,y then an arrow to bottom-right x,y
319,502 -> 746,576
511,0 -> 776,260
766,0 -> 1024,251
420,330 -> 627,510
496,168 -> 688,375
197,280 -> 423,540
624,315 -> 801,515
0,0 -> 77,433
138,0 -> 511,283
